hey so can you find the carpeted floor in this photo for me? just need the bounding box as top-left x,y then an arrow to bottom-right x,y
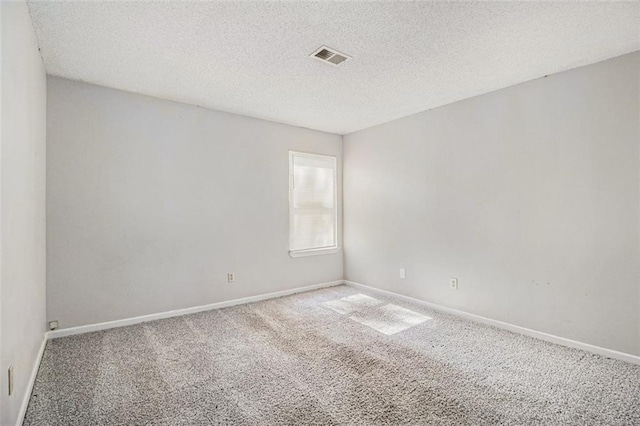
25,285 -> 640,425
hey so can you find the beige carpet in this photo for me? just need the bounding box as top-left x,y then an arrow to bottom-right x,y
25,285 -> 640,425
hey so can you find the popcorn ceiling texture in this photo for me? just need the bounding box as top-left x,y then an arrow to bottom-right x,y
25,285 -> 640,425
27,1 -> 639,134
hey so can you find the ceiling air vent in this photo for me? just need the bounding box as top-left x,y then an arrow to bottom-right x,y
310,46 -> 351,66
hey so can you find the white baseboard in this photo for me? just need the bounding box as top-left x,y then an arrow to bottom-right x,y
345,280 -> 640,366
46,280 -> 343,339
16,337 -> 47,426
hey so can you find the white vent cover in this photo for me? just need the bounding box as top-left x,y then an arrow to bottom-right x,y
310,46 -> 351,66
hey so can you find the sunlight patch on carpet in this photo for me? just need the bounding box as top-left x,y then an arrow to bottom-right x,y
349,303 -> 432,335
322,294 -> 383,315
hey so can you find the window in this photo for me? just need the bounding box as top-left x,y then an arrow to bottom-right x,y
289,151 -> 339,257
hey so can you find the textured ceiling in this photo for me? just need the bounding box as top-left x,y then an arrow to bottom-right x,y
28,1 -> 640,135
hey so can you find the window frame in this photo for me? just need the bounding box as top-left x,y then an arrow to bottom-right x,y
288,151 -> 340,258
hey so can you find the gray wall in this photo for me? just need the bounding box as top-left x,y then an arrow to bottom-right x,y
1,2 -> 47,424
47,77 -> 343,328
344,52 -> 640,355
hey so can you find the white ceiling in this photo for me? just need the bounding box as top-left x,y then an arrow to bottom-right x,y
27,1 -> 639,135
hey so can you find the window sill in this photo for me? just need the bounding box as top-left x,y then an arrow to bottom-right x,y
289,247 -> 341,258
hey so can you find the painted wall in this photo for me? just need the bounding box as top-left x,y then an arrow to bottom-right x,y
344,52 -> 640,355
47,77 -> 343,328
1,2 -> 47,424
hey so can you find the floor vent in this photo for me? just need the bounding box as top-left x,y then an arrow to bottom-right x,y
310,46 -> 351,66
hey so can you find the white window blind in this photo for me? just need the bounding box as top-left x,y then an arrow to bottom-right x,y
289,151 -> 337,254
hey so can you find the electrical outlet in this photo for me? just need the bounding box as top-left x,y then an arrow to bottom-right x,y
450,277 -> 458,290
227,273 -> 234,283
399,268 -> 406,279
49,320 -> 59,330
8,366 -> 13,396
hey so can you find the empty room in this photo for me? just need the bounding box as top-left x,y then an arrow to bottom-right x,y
2,0 -> 640,425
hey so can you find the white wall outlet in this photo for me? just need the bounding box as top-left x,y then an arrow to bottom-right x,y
399,268 -> 406,279
450,277 -> 458,290
8,366 -> 13,396
49,320 -> 59,330
227,272 -> 235,283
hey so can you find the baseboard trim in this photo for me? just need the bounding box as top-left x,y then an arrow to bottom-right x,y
16,337 -> 47,426
47,280 -> 343,339
345,280 -> 640,365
